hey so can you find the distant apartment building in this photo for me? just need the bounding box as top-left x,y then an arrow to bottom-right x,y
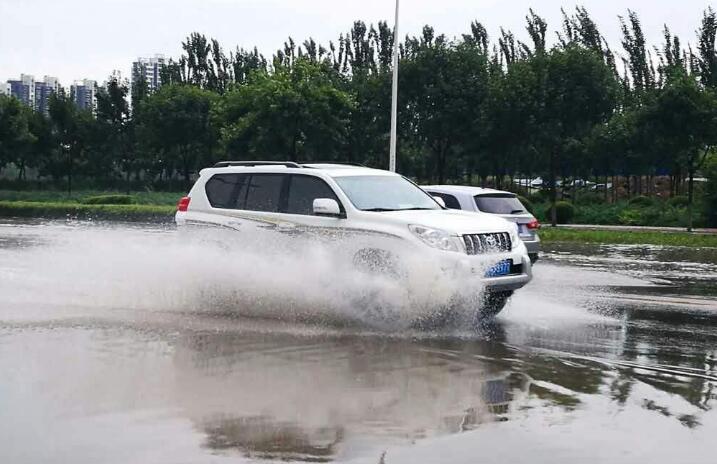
34,76 -> 61,115
7,74 -> 36,108
0,82 -> 10,96
70,79 -> 97,112
132,54 -> 165,93
5,74 -> 61,114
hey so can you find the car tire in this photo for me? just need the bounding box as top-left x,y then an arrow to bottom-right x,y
478,291 -> 513,319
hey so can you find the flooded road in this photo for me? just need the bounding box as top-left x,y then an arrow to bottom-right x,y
1,219 -> 717,463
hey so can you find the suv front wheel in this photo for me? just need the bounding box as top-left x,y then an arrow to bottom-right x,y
479,291 -> 513,318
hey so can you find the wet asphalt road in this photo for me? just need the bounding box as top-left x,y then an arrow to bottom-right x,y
1,219 -> 716,463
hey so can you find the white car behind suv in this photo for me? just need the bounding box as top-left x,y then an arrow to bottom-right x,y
423,185 -> 541,263
175,162 -> 532,317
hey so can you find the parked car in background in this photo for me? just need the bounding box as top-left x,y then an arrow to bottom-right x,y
422,185 -> 541,263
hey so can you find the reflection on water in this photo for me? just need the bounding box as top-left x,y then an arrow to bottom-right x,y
0,221 -> 716,463
170,330 -> 527,461
203,416 -> 342,463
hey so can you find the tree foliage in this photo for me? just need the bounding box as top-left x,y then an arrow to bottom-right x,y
2,7 -> 717,226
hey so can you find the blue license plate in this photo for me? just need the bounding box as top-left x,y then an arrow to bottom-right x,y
485,260 -> 511,277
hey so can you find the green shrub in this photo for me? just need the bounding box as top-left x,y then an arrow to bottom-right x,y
0,201 -> 173,221
628,195 -> 654,207
527,190 -> 549,204
516,195 -> 534,214
540,228 -> 717,247
667,195 -> 689,208
574,193 -> 604,205
617,209 -> 642,225
573,203 -> 622,225
545,201 -> 575,224
82,194 -> 136,205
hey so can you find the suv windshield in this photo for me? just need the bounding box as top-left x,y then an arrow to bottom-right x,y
474,194 -> 526,214
334,175 -> 441,211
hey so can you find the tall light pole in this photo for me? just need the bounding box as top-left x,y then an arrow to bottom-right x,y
389,0 -> 400,172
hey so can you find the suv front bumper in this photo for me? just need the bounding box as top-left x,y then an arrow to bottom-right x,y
481,254 -> 533,292
440,252 -> 533,293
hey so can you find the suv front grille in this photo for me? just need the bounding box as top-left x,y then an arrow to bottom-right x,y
463,232 -> 512,255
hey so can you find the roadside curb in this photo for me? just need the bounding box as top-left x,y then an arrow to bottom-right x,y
553,224 -> 717,235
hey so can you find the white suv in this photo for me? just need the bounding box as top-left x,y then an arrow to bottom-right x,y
175,162 -> 532,316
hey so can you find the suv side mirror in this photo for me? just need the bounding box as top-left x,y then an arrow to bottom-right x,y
432,196 -> 446,208
313,198 -> 342,217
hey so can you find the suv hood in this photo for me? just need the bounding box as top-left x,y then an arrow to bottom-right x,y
380,209 -> 515,235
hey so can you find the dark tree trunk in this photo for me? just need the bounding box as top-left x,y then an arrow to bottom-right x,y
66,149 -> 73,196
436,142 -> 447,185
16,161 -> 25,181
687,167 -> 695,232
125,165 -> 131,195
549,152 -> 557,227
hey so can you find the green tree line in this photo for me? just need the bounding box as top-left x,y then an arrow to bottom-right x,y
1,7 -> 717,226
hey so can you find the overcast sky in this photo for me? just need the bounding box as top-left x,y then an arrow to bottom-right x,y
0,0 -> 713,85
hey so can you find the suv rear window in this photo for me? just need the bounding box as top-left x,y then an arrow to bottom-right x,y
205,174 -> 249,209
286,175 -> 340,215
474,194 -> 526,214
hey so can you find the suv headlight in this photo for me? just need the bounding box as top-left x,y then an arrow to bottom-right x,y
408,225 -> 464,253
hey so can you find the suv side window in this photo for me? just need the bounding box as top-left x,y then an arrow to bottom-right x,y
243,174 -> 286,212
427,192 -> 461,210
286,175 -> 341,215
205,174 -> 249,209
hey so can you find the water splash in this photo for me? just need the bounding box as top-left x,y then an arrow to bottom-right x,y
0,222 -> 489,330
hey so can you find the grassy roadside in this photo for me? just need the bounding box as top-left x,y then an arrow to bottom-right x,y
0,189 -> 183,205
540,227 -> 717,248
0,201 -> 176,222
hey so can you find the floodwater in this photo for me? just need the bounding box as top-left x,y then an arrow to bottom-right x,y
1,219 -> 717,464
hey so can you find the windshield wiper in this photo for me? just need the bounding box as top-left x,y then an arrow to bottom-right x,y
362,208 -> 398,212
510,209 -> 525,214
395,207 -> 436,211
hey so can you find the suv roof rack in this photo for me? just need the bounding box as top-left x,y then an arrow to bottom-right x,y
301,162 -> 367,168
213,161 -> 302,168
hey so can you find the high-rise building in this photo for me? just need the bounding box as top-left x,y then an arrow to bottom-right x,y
132,54 -> 165,93
7,74 -> 35,108
34,76 -> 61,115
6,75 -> 61,113
0,82 -> 10,96
70,79 -> 97,112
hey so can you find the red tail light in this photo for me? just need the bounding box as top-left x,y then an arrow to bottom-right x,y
177,196 -> 191,212
527,219 -> 541,230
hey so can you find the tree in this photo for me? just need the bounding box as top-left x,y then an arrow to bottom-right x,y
217,59 -> 353,162
23,111 -> 53,181
696,7 -> 717,89
638,74 -> 717,230
534,45 -> 618,225
96,75 -> 132,189
401,32 -> 490,182
47,94 -> 91,194
137,84 -> 218,183
0,95 -> 35,177
703,151 -> 717,226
